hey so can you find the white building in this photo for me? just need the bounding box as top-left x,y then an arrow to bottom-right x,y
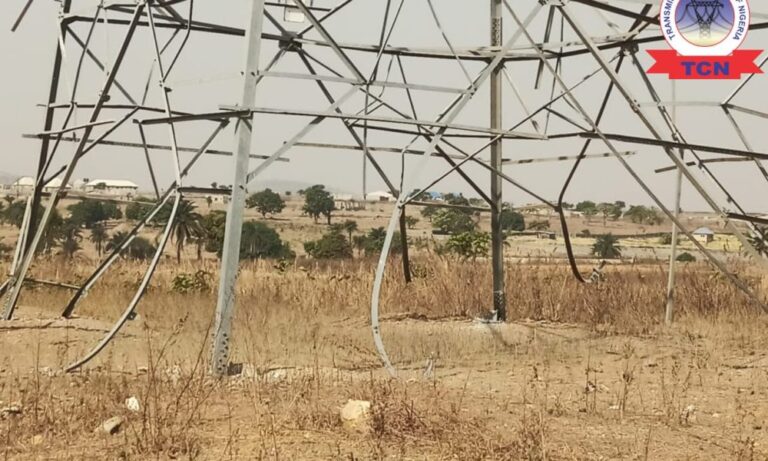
693,227 -> 715,244
10,176 -> 70,195
365,190 -> 395,202
10,177 -> 34,195
85,179 -> 139,198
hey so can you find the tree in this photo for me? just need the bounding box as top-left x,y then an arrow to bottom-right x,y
304,230 -> 352,259
528,220 -> 550,231
38,208 -> 64,254
58,219 -> 83,259
432,209 -> 476,234
205,196 -> 213,209
167,199 -> 204,263
420,205 -> 440,222
240,221 -> 294,260
624,205 -> 664,226
499,209 -> 525,232
126,199 -> 154,221
246,188 -> 285,218
592,234 -> 622,259
201,210 -> 227,254
575,201 -> 597,213
444,231 -> 490,260
576,201 -> 598,222
67,200 -> 122,228
106,231 -> 157,260
596,202 -> 623,225
90,223 -> 108,257
405,216 -> 419,229
748,226 -> 768,257
443,193 -> 470,207
677,252 -> 696,263
2,201 -> 26,228
302,185 -> 335,225
355,227 -> 403,256
340,219 -> 358,243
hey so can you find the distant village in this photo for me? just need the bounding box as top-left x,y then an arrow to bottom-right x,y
4,176 -> 140,200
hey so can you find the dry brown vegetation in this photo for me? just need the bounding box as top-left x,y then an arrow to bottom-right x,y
2,256 -> 768,459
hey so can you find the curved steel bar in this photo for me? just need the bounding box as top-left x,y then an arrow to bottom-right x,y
64,192 -> 181,372
370,205 -> 402,378
557,54 -> 624,283
60,121 -> 226,318
512,3 -> 768,312
60,192 -> 174,318
369,4 -> 543,377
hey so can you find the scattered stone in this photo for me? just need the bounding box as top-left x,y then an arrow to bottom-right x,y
96,416 -> 125,435
265,369 -> 288,383
340,400 -> 371,431
680,404 -> 697,425
30,435 -> 44,446
125,396 -> 140,412
1,404 -> 22,417
164,365 -> 182,385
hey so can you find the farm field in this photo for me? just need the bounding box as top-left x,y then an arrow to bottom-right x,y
1,254 -> 768,460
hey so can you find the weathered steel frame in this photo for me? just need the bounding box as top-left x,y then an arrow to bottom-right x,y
4,0 -> 768,378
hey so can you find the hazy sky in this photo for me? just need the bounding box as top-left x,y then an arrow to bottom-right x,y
1,0 -> 767,212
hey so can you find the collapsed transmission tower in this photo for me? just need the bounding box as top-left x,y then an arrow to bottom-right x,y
2,0 -> 768,377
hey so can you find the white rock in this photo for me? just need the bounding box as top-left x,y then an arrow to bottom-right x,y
0,405 -> 22,417
266,369 -> 288,383
680,404 -> 697,424
125,396 -> 140,412
339,400 -> 371,431
95,416 -> 125,435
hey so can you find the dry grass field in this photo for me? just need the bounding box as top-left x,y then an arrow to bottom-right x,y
1,251 -> 768,460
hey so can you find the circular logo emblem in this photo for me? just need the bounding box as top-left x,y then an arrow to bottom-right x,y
660,0 -> 750,56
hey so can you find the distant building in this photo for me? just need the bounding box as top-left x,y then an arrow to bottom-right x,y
519,203 -> 552,216
10,176 -> 70,195
333,193 -> 364,211
537,231 -> 557,240
693,227 -> 715,244
10,176 -> 34,195
85,179 -> 139,198
365,190 -> 395,202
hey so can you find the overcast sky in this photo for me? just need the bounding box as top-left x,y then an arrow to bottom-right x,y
1,0 -> 767,212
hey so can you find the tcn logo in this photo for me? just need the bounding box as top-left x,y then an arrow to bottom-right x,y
648,0 -> 763,79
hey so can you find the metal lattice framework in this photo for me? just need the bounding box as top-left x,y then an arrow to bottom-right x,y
3,0 -> 768,377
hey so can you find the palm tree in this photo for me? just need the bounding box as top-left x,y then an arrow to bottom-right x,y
90,223 -> 108,257
105,231 -> 156,260
748,226 -> 768,257
592,234 -> 622,259
58,220 -> 83,259
106,231 -> 130,254
168,199 -> 203,263
341,219 -> 358,243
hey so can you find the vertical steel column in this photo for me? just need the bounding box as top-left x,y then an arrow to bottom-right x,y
211,0 -> 266,377
665,81 -> 682,325
490,0 -> 506,321
26,0 -> 72,256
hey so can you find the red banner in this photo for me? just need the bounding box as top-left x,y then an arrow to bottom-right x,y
647,50 -> 764,80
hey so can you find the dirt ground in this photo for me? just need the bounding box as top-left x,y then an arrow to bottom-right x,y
0,199 -> 766,459
2,301 -> 767,460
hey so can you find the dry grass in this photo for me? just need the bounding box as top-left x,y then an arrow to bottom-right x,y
2,254 -> 768,459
